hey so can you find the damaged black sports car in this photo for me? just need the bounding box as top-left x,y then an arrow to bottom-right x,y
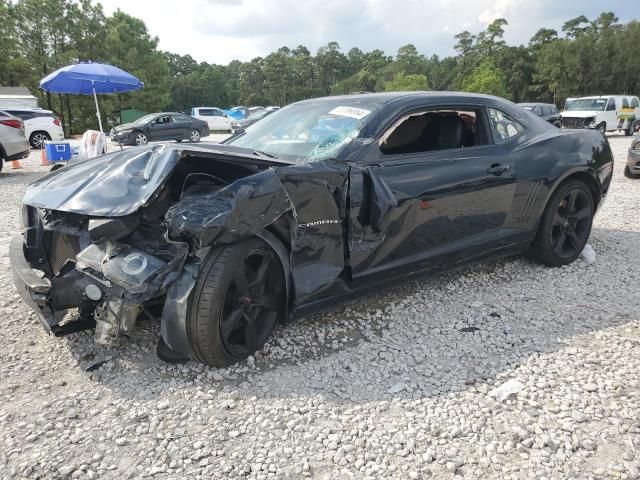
11,92 -> 614,366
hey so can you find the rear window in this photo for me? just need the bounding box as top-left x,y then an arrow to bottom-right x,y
488,108 -> 524,144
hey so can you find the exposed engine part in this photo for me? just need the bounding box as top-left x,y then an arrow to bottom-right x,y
94,296 -> 142,344
94,296 -> 123,345
120,304 -> 142,333
88,216 -> 139,244
84,284 -> 102,301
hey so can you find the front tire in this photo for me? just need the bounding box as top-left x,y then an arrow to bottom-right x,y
187,238 -> 284,367
30,131 -> 51,149
597,122 -> 606,134
530,180 -> 594,267
133,131 -> 148,146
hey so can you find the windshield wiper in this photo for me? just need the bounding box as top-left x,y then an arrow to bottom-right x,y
253,149 -> 277,159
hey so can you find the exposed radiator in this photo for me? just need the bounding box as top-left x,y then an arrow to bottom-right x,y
48,232 -> 81,275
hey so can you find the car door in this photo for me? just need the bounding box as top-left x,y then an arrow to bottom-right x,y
347,105 -> 518,281
148,115 -> 173,141
603,98 -> 617,130
171,114 -> 192,139
212,109 -> 230,130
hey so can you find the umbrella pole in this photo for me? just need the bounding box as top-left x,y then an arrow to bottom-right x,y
92,84 -> 103,133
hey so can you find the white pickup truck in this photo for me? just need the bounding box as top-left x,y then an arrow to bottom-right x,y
561,95 -> 640,136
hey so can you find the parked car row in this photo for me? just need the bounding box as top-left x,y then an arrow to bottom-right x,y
190,105 -> 280,132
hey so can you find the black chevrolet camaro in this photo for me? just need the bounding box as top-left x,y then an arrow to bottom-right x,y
11,92 -> 614,366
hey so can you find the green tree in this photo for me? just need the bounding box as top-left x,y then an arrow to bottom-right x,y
395,44 -> 426,75
384,72 -> 429,91
462,61 -> 508,97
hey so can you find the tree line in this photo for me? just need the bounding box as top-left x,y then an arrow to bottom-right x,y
1,1 -> 638,135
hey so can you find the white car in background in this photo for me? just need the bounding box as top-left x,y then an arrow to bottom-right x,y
190,107 -> 233,132
0,110 -> 30,172
2,108 -> 64,148
561,95 -> 640,135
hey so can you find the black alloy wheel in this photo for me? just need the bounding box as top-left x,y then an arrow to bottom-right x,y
187,238 -> 284,366
219,248 -> 281,357
530,180 -> 594,267
30,131 -> 51,149
550,188 -> 592,260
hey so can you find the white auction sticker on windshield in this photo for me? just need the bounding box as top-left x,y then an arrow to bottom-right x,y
328,106 -> 371,119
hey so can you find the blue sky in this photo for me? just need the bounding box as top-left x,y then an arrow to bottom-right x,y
99,0 -> 638,64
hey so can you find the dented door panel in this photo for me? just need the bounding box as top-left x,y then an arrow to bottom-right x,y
348,146 -> 517,279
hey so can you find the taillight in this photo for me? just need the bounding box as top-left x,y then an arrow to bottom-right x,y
0,119 -> 23,129
53,118 -> 61,126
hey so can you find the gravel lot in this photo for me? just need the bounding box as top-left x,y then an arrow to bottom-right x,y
1,135 -> 639,480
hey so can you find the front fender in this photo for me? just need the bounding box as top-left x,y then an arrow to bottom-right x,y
165,169 -> 296,247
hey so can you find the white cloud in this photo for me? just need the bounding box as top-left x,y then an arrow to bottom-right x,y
97,0 -> 636,64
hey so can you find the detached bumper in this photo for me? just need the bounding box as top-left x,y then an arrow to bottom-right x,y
10,235 -> 61,331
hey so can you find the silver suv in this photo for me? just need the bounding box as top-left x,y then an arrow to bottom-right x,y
0,110 -> 30,172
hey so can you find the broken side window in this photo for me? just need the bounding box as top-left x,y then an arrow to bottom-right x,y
379,108 -> 490,155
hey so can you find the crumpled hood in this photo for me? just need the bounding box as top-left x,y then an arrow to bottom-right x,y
23,143 -> 294,217
561,110 -> 601,119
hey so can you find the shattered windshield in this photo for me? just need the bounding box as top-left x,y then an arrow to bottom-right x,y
227,98 -> 383,162
566,98 -> 608,111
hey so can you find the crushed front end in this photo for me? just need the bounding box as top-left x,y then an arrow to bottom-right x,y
11,205 -> 188,343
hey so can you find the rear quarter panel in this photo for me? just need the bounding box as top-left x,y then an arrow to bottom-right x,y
508,128 -> 612,232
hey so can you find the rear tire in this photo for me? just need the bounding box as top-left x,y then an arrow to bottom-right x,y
187,238 -> 284,367
530,180 -> 594,267
29,131 -> 51,149
189,129 -> 201,142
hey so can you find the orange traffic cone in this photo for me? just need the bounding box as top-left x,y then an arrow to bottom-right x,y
40,149 -> 49,166
11,159 -> 22,169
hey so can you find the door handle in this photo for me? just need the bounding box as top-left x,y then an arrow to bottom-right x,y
487,164 -> 510,175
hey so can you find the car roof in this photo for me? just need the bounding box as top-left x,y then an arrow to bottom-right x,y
193,106 -> 222,110
294,91 -> 513,106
